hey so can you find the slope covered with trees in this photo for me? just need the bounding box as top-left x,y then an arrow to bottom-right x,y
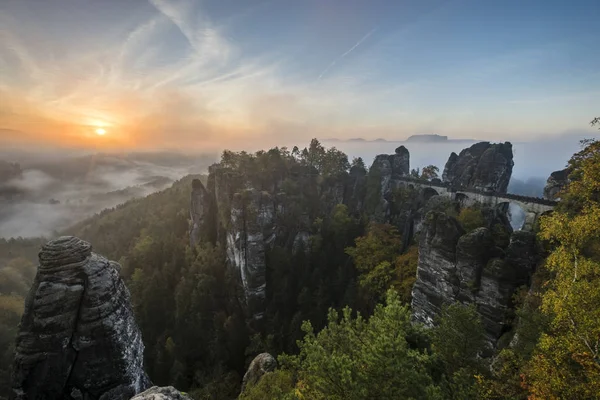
1,135 -> 599,399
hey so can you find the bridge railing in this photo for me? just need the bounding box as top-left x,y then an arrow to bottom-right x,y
394,176 -> 557,207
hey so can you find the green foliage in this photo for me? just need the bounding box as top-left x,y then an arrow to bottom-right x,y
239,370 -> 297,400
0,257 -> 35,397
524,138 -> 600,399
365,165 -> 383,216
491,222 -> 511,248
350,157 -> 365,170
457,207 -> 486,233
345,224 -> 402,307
432,304 -> 487,400
393,245 -> 419,304
280,290 -> 443,400
432,303 -> 485,375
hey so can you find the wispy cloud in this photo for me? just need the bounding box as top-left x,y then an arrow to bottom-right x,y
318,27 -> 377,80
1,0 -> 598,150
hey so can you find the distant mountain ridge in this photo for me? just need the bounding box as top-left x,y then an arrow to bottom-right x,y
323,134 -> 477,143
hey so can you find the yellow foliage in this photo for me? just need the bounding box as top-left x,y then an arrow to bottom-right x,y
457,207 -> 485,233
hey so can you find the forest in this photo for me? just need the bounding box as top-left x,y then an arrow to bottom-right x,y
0,133 -> 599,399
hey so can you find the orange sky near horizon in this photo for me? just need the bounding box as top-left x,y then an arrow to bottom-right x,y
2,0 -> 599,152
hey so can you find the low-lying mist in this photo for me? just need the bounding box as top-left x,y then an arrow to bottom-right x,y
0,152 -> 216,238
2,133 -> 597,239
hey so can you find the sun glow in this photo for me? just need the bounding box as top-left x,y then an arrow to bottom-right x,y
95,127 -> 106,135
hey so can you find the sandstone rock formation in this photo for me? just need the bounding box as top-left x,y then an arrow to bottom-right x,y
189,178 -> 211,246
195,156 -> 368,320
543,168 -> 569,200
442,142 -> 514,193
411,212 -> 538,350
240,353 -> 277,394
228,190 -> 277,320
366,145 -> 410,221
11,236 -> 151,400
130,386 -> 191,400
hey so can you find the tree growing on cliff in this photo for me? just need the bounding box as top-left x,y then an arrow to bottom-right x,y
525,138 -> 600,398
280,290 -> 443,400
345,224 -> 403,308
421,165 -> 440,181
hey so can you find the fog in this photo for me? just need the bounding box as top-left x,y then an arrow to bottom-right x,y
0,153 -> 216,238
1,133 -> 597,239
320,135 -> 595,181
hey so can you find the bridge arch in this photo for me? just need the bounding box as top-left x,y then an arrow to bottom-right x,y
495,201 -> 527,230
422,187 -> 439,202
455,192 -> 470,207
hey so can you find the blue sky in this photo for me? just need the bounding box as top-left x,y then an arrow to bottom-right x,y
1,0 -> 599,150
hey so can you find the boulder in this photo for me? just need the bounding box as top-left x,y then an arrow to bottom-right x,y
241,353 -> 277,394
442,142 -> 514,193
11,236 -> 151,400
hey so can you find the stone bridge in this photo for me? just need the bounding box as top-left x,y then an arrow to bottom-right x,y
396,177 -> 557,231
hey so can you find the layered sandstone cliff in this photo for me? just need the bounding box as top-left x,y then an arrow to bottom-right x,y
411,212 -> 539,350
442,142 -> 514,193
11,236 -> 151,399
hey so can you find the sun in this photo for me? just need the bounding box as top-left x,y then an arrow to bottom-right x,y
95,128 -> 106,136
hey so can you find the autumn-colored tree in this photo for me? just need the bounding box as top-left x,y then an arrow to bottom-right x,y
457,207 -> 486,233
525,138 -> 600,398
421,165 -> 440,181
345,224 -> 402,306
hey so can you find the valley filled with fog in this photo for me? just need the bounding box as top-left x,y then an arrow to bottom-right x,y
0,153 -> 216,238
0,133 -> 596,239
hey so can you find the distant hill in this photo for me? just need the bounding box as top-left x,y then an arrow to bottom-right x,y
405,134 -> 448,143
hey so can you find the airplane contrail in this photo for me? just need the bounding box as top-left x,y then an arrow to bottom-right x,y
318,27 -> 377,80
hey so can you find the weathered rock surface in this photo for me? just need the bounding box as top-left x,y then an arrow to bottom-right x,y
189,178 -> 211,246
366,146 -> 410,221
241,353 -> 277,394
543,168 -> 569,200
130,386 -> 191,400
196,157 -> 368,320
228,190 -> 277,320
411,212 -> 538,349
411,212 -> 465,326
11,236 -> 151,400
442,142 -> 514,193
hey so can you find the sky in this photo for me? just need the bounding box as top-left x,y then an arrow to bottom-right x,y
1,0 -> 599,151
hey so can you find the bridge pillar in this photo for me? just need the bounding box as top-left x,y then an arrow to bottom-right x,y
522,212 -> 538,231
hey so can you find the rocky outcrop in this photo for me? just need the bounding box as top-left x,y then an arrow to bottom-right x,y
11,236 -> 151,400
366,146 -> 410,221
442,142 -> 514,193
228,190 -> 278,320
411,212 -> 465,326
130,386 -> 191,400
240,353 -> 277,394
411,212 -> 538,349
198,156 -> 368,320
543,168 -> 569,200
189,178 -> 211,246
